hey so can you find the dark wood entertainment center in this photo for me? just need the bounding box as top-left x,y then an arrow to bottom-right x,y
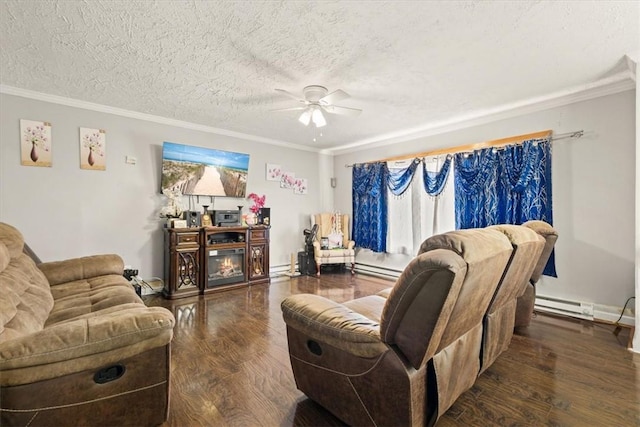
163,225 -> 270,299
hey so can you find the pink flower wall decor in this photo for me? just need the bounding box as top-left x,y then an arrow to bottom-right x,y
280,171 -> 296,189
80,127 -> 106,170
266,164 -> 282,181
293,178 -> 308,195
20,119 -> 52,167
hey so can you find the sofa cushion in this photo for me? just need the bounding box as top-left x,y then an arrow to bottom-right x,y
0,239 -> 54,343
38,254 -> 124,286
46,276 -> 143,326
343,295 -> 386,324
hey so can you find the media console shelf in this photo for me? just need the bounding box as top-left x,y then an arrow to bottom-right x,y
163,225 -> 270,299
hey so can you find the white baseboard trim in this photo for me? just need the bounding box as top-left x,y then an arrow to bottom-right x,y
269,264 -> 296,280
594,304 -> 635,327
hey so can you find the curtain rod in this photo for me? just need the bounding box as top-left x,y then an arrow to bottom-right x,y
345,129 -> 584,167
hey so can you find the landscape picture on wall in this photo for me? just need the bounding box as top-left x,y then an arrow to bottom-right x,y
161,141 -> 250,198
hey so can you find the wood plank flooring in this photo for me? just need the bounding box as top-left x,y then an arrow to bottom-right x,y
144,273 -> 639,426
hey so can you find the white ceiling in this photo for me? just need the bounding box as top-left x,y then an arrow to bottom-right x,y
1,1 -> 638,153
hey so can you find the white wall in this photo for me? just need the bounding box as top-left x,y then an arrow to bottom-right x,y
0,93 -> 322,279
333,90 -> 636,311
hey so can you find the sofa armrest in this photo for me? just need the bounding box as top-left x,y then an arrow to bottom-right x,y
281,294 -> 386,358
38,254 -> 125,286
347,240 -> 355,250
0,306 -> 174,374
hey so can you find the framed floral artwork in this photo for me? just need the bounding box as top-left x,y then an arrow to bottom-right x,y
280,171 -> 296,189
80,127 -> 106,170
293,178 -> 308,195
266,163 -> 282,181
20,119 -> 52,167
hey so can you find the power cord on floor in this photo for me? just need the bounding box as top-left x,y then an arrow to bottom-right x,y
131,276 -> 165,295
613,296 -> 634,336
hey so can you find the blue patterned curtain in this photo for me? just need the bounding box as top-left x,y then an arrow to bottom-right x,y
454,138 -> 556,276
387,159 -> 419,196
422,155 -> 452,196
352,163 -> 388,252
454,148 -> 499,228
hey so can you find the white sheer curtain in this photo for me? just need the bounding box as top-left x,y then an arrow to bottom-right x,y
386,156 -> 455,256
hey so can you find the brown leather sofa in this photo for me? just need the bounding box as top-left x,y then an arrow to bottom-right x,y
281,222 -> 556,426
0,222 -> 175,427
514,220 -> 559,328
420,225 -> 545,379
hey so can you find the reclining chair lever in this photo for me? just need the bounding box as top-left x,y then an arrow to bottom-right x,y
307,340 -> 323,356
94,364 -> 126,384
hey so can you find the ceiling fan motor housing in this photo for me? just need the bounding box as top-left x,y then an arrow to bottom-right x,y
303,85 -> 328,103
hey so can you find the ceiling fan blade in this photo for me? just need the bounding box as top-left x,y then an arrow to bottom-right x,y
270,106 -> 308,112
275,88 -> 304,103
322,105 -> 362,117
319,89 -> 350,105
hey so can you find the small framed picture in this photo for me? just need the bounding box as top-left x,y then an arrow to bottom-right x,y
80,127 -> 106,170
280,171 -> 295,188
293,178 -> 308,195
20,119 -> 52,167
266,164 -> 282,181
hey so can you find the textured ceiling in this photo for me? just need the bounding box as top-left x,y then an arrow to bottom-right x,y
1,1 -> 638,151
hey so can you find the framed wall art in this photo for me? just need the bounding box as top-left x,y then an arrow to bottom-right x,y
293,178 -> 308,195
266,163 -> 282,181
280,171 -> 296,189
20,119 -> 52,167
80,127 -> 106,170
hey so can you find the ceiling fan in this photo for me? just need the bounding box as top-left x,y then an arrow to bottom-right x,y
272,85 -> 362,128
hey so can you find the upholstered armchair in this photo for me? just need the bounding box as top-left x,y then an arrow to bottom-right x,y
514,220 -> 558,328
311,213 -> 355,276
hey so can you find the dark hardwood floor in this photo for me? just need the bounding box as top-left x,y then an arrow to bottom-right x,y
144,273 -> 639,426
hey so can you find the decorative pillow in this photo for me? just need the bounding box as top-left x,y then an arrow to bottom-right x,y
328,232 -> 344,249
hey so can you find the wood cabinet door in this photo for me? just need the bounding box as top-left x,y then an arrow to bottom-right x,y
248,242 -> 269,281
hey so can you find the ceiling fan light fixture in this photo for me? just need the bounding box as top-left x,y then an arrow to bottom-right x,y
298,110 -> 311,126
311,108 -> 326,127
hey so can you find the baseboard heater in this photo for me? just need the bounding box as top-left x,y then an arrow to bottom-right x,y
535,294 -> 594,320
269,264 -> 293,278
354,263 -> 402,280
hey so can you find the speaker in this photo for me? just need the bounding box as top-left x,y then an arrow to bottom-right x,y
258,208 -> 270,226
185,211 -> 201,227
298,251 -> 317,276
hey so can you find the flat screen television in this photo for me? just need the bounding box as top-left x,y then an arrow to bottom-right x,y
161,141 -> 250,198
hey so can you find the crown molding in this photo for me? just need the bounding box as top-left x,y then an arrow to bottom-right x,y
328,70 -> 636,156
0,85 -> 321,153
2,67 -> 635,158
